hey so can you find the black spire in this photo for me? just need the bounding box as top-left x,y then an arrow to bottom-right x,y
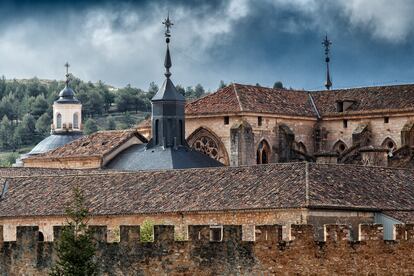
150,15 -> 185,148
322,35 -> 332,90
64,62 -> 70,87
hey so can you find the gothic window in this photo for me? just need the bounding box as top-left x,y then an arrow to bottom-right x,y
56,113 -> 62,129
187,127 -> 229,165
381,137 -> 396,152
295,142 -> 307,153
73,113 -> 79,129
333,140 -> 347,154
256,140 -> 270,164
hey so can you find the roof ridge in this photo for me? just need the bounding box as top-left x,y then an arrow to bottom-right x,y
232,83 -> 243,112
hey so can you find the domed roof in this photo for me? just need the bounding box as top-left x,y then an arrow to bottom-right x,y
55,86 -> 80,104
28,132 -> 83,155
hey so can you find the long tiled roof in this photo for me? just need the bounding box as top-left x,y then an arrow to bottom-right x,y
0,167 -> 102,177
311,84 -> 414,115
25,129 -> 147,160
186,84 -> 316,117
1,163 -> 414,218
185,83 -> 414,117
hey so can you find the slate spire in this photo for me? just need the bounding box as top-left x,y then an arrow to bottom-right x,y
150,15 -> 186,148
322,35 -> 332,90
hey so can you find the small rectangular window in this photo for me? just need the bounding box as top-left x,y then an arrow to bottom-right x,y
343,119 -> 348,128
210,226 -> 223,242
384,117 -> 389,123
258,116 -> 263,126
224,116 -> 229,125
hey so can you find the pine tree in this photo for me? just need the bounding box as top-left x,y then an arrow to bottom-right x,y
50,187 -> 97,276
106,116 -> 116,130
84,118 -> 98,135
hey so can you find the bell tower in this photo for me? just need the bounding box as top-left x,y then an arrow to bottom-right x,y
52,62 -> 82,134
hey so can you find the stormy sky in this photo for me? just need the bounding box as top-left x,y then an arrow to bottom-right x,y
0,0 -> 413,91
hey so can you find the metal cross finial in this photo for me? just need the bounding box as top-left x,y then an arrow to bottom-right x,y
322,34 -> 332,57
162,14 -> 173,40
322,35 -> 332,90
64,62 -> 70,86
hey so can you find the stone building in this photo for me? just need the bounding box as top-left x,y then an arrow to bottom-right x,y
183,83 -> 414,167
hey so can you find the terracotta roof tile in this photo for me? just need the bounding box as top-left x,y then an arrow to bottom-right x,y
26,129 -> 147,160
186,83 -> 414,117
1,163 -> 414,218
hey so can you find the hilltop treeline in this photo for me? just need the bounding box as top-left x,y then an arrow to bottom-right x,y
0,75 -> 211,151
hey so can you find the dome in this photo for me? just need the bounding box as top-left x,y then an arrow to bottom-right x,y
28,132 -> 83,155
55,86 -> 80,104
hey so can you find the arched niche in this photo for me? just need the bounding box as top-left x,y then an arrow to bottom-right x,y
381,137 -> 397,152
333,140 -> 348,154
294,141 -> 307,154
56,113 -> 62,129
256,139 -> 271,164
401,122 -> 414,147
187,127 -> 229,165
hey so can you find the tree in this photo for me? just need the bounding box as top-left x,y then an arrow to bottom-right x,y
12,114 -> 36,146
36,113 -> 51,137
83,119 -> 98,135
119,112 -> 135,129
175,84 -> 185,96
0,115 -> 13,149
86,90 -> 104,117
50,186 -> 97,276
185,86 -> 195,99
140,220 -> 154,242
31,94 -> 49,119
194,84 -> 205,98
273,81 -> 284,89
147,82 -> 159,99
106,116 -> 116,130
219,80 -> 226,89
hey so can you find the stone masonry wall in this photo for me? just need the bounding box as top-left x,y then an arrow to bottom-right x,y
1,223 -> 414,275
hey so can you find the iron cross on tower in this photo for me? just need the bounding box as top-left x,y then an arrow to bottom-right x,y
162,14 -> 173,41
64,62 -> 70,86
322,35 -> 332,90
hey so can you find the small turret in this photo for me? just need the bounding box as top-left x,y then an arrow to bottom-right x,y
52,62 -> 82,133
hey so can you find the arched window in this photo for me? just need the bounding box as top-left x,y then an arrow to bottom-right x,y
56,113 -> 62,129
333,140 -> 347,154
257,140 -> 270,164
381,137 -> 397,152
73,113 -> 79,129
187,127 -> 230,165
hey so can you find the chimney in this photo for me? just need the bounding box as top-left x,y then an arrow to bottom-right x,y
360,146 -> 388,167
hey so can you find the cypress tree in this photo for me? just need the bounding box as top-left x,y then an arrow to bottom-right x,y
50,187 -> 97,276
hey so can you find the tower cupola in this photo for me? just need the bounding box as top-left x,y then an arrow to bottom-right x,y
52,62 -> 82,134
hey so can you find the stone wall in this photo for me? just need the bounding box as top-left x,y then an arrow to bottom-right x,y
1,223 -> 414,275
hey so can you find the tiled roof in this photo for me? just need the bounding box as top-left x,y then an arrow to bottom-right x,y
312,84 -> 414,115
1,163 -> 414,218
185,83 -> 414,117
0,167 -> 102,177
186,83 -> 315,117
383,211 -> 414,223
25,129 -> 147,160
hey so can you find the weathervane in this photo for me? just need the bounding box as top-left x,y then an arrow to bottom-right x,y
64,62 -> 70,87
162,14 -> 173,78
322,35 -> 332,90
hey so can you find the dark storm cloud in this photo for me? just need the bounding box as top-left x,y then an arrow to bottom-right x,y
0,0 -> 413,91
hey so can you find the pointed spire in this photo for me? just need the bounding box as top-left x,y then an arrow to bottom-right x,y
322,34 -> 332,90
162,14 -> 174,79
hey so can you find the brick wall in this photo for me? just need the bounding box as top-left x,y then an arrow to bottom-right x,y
2,224 -> 414,275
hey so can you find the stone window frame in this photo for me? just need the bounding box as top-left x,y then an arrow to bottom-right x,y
210,225 -> 223,242
56,113 -> 62,129
256,139 -> 271,164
